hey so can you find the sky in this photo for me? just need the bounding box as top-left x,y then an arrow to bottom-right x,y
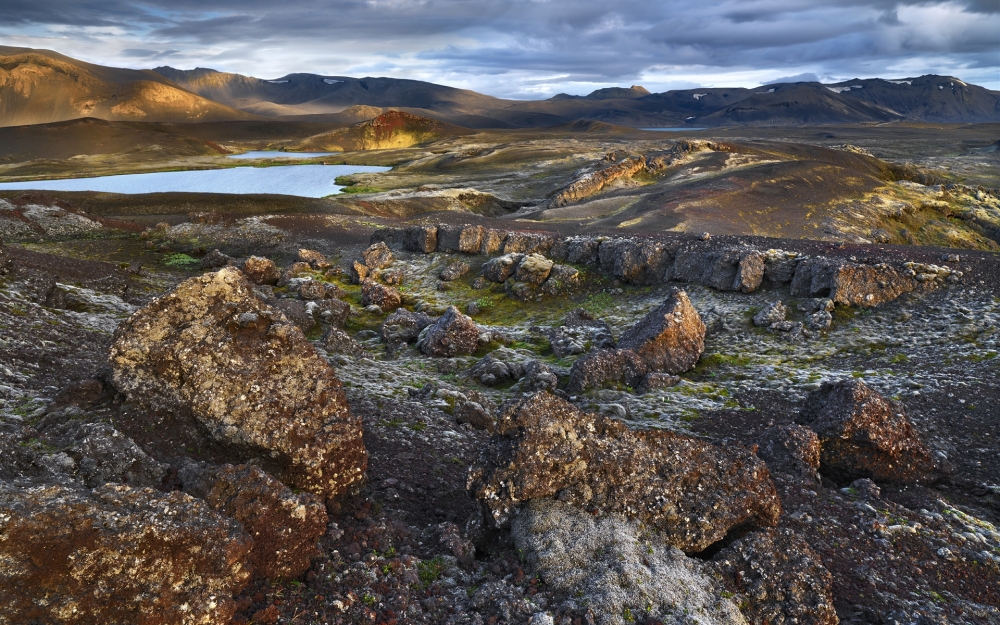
1,0 -> 997,99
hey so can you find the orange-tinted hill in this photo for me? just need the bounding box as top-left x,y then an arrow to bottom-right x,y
294,110 -> 472,151
0,47 -> 259,127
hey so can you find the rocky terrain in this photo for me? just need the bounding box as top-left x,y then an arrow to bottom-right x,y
1,196 -> 999,624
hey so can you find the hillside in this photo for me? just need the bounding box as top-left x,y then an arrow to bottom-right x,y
0,47 -> 257,127
294,110 -> 472,151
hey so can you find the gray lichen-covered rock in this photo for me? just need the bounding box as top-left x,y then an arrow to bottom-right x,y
179,462 -> 328,580
241,255 -> 280,285
440,260 -> 470,281
315,298 -> 351,328
800,379 -> 941,484
519,360 -> 558,392
469,351 -> 528,386
381,308 -> 434,344
0,482 -> 252,625
482,253 -> 524,283
540,264 -> 580,295
200,248 -> 234,270
566,348 -> 647,393
109,267 -> 368,500
479,228 -> 507,255
37,420 -> 168,489
321,326 -> 368,357
712,528 -> 839,625
361,278 -> 402,312
512,499 -> 748,625
468,392 -> 782,552
753,301 -> 786,327
419,305 -> 480,357
598,238 -> 673,285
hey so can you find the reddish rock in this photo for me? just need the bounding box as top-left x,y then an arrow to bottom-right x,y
548,157 -> 646,208
712,528 -> 838,625
109,267 -> 368,500
241,255 -> 280,285
298,280 -> 344,301
419,305 -> 480,357
734,250 -> 766,293
362,241 -> 394,270
297,248 -> 331,270
617,288 -> 706,374
468,392 -> 781,552
315,298 -> 351,328
180,463 -> 329,580
800,379 -> 940,484
566,348 -> 647,393
360,278 -> 402,311
0,482 -> 252,625
756,424 -> 822,481
830,262 -> 917,308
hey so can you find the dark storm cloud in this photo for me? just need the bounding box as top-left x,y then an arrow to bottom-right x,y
1,0 -> 997,96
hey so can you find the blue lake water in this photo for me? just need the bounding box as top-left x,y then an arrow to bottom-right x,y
640,127 -> 707,131
0,164 -> 391,198
227,151 -> 339,160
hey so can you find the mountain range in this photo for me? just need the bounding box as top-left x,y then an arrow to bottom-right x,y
2,46 -> 998,129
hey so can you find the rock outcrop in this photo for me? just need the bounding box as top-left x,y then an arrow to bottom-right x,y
712,529 -> 839,625
0,482 -> 252,625
109,267 -> 368,500
548,156 -> 646,208
468,392 -> 781,552
800,380 -> 940,484
438,224 -> 484,254
512,499 -> 747,625
419,305 -> 480,357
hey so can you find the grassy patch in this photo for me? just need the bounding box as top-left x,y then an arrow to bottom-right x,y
162,253 -> 200,269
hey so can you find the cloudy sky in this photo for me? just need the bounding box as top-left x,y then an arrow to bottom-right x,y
2,0 -> 997,98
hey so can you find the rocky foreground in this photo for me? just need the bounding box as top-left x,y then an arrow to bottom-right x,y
0,222 -> 998,625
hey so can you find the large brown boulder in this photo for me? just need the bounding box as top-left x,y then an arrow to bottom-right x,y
179,462 -> 328,580
361,241 -> 394,270
799,380 -> 940,484
381,308 -> 434,344
568,288 -> 704,392
617,288 -> 706,373
0,482 -> 252,625
438,224 -> 484,253
468,392 -> 781,552
360,278 -> 401,311
712,528 -> 839,625
419,305 -> 480,357
481,253 -> 523,283
502,232 -> 555,255
109,267 -> 368,500
241,255 -> 280,285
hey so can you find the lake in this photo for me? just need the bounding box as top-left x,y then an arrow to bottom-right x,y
640,127 -> 707,131
0,164 -> 391,198
226,151 -> 339,160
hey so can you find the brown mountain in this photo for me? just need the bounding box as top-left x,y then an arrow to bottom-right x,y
294,110 -> 472,151
0,47 -> 258,127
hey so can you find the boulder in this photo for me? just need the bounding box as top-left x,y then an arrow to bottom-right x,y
349,260 -> 369,284
402,225 -> 438,253
482,253 -> 523,283
512,499 -> 747,625
36,420 -> 169,489
200,248 -> 234,270
381,308 -> 434,344
763,249 -> 801,284
378,266 -> 404,285
315,298 -> 351,328
806,309 -> 833,330
179,462 -> 328,580
616,287 -> 705,374
734,250 -> 765,293
502,232 -> 555,256
241,255 -> 280,285
297,248 -> 330,270
756,424 -> 821,481
440,261 -> 470,282
830,262 -> 917,308
438,224 -> 484,254
557,236 -> 602,266
712,529 -> 838,625
321,326 -> 368,357
753,301 -> 786,327
274,299 -> 317,333
468,392 -> 781,552
361,241 -> 394,270
789,258 -> 841,298
109,267 -> 367,500
469,351 -> 527,387
672,246 -> 742,290
419,306 -> 480,357
279,261 -> 313,286
0,482 -> 252,624
298,280 -> 345,301
799,380 -> 940,484
567,348 -> 647,393
360,279 -> 402,312
515,254 -> 554,285
540,264 -> 580,295
519,360 -> 558,392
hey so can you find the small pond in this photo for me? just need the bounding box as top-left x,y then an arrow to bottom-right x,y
0,164 -> 391,198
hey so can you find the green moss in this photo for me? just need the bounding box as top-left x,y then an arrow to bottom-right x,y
162,253 -> 200,269
417,556 -> 446,588
889,353 -> 909,364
